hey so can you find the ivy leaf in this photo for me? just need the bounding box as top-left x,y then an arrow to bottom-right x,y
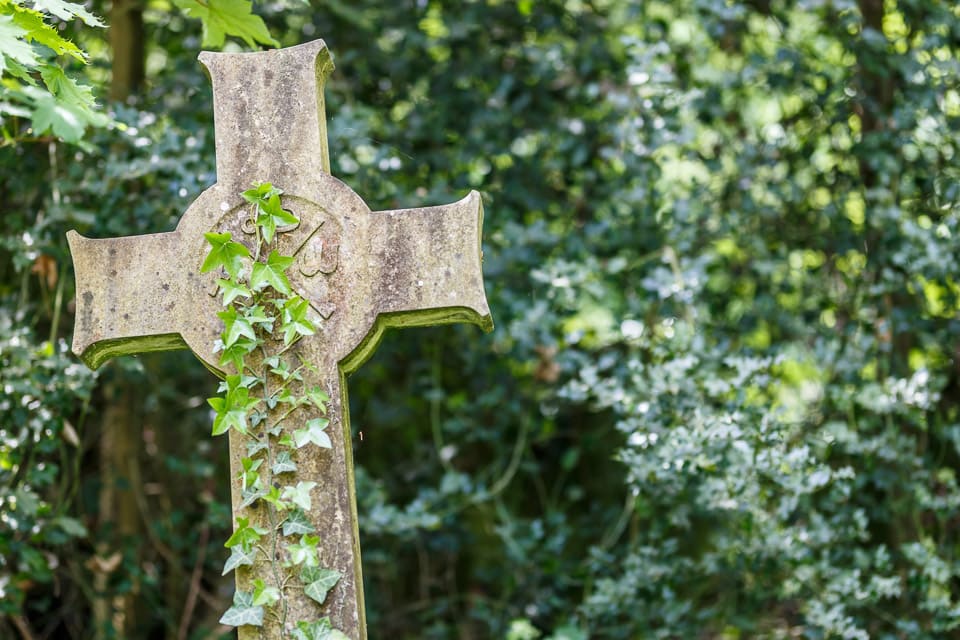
246,438 -> 269,457
272,450 -> 298,475
219,589 -> 264,627
250,250 -> 293,295
294,418 -> 332,450
281,481 -> 316,511
239,487 -> 264,509
242,182 -> 281,203
221,546 -> 258,575
301,567 -> 341,605
274,386 -> 297,406
172,0 -> 278,49
251,578 -> 280,607
219,336 -> 257,371
281,508 -> 315,536
224,517 -> 267,549
286,534 -> 320,567
240,455 -> 263,474
282,296 -> 316,345
256,193 -> 298,244
260,485 -> 287,510
218,278 -> 251,305
291,618 -> 350,640
244,304 -> 274,329
208,375 -> 259,435
270,357 -> 302,382
202,232 -> 250,279
242,183 -> 298,243
218,306 -> 256,348
239,456 -> 263,492
306,386 -> 330,413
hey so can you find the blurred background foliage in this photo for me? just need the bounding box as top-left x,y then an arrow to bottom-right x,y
2,0 -> 960,638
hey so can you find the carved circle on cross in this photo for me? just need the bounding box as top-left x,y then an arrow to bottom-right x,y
209,194 -> 343,322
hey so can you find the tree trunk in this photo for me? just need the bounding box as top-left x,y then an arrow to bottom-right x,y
93,378 -> 142,639
110,0 -> 145,101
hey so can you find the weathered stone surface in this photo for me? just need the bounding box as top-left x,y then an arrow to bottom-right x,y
67,39 -> 492,639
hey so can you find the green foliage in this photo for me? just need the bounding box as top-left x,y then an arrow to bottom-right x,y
3,0 -> 960,638
0,0 -> 107,144
219,588 -> 265,627
173,0 -> 277,49
204,182 -> 344,634
0,0 -> 276,146
0,323 -> 95,615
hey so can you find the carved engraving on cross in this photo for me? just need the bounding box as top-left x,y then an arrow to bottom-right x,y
66,40 -> 492,639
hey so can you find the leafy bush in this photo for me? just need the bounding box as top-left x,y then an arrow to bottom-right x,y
3,0 -> 960,638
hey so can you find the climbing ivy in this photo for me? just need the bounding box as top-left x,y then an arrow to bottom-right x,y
202,182 -> 347,639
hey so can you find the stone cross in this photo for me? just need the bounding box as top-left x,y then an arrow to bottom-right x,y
67,40 -> 491,639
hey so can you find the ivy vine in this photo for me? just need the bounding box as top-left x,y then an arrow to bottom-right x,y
201,182 -> 348,640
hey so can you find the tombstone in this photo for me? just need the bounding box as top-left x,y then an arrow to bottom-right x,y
67,40 -> 492,639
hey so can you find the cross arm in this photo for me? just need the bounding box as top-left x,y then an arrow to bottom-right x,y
341,191 -> 492,373
67,229 -> 210,369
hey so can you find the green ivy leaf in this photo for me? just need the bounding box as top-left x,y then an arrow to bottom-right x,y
244,304 -> 274,327
291,618 -> 350,640
281,508 -> 315,536
172,0 -> 278,49
224,517 -> 267,549
260,485 -> 287,510
281,481 -> 316,511
306,386 -> 330,413
242,182 -> 281,202
218,306 -> 256,348
218,278 -> 251,305
250,250 -> 293,295
256,194 -> 298,244
272,450 -> 298,475
281,295 -> 316,345
219,336 -> 257,371
286,534 -> 320,567
274,386 -> 297,406
219,589 -> 264,627
269,357 -> 302,382
238,487 -> 264,509
221,546 -> 258,575
251,578 -> 280,607
223,518 -> 266,549
208,375 -> 259,435
202,232 -> 250,279
246,438 -> 269,457
242,183 -> 298,244
294,417 -> 332,450
302,567 -> 341,605
239,456 -> 263,490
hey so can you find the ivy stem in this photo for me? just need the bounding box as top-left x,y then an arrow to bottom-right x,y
252,205 -> 262,263
259,340 -> 289,632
